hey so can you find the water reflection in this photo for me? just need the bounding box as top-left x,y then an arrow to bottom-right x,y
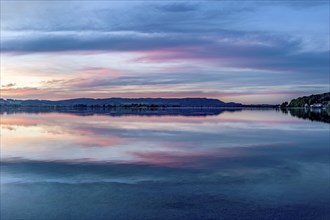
0,107 -> 242,117
1,109 -> 329,220
3,106 -> 330,123
282,108 -> 330,124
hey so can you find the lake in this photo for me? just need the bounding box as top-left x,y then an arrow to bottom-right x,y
1,108 -> 329,220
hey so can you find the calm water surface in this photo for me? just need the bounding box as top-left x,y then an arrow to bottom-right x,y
1,109 -> 329,219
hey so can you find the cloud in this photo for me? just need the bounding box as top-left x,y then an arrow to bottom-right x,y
0,1 -> 329,103
1,31 -> 208,53
1,83 -> 16,88
155,2 -> 199,12
273,0 -> 329,9
1,87 -> 41,97
2,30 -> 328,75
137,37 -> 329,75
66,72 -> 222,88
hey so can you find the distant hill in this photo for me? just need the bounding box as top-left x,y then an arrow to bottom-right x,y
280,92 -> 330,108
0,97 -> 243,108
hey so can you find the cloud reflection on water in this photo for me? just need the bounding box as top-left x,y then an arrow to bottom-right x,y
0,109 -> 329,219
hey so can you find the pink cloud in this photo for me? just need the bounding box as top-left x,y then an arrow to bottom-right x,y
79,67 -> 124,77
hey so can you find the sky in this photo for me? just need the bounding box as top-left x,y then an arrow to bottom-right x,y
0,0 -> 329,104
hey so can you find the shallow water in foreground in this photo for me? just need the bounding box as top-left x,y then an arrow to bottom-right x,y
1,109 -> 329,220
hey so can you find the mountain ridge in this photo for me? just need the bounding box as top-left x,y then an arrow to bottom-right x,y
0,97 -> 244,107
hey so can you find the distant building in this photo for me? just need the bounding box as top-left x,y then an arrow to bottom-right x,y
310,103 -> 323,108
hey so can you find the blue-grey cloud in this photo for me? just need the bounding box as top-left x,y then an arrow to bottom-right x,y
0,1 -> 250,33
2,30 -> 328,75
155,2 -> 199,12
1,32 -> 209,52
70,72 -> 223,88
